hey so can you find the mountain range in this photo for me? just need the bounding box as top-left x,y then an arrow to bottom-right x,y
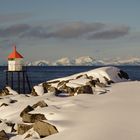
25,56 -> 140,66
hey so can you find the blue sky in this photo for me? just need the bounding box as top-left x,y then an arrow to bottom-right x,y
0,0 -> 140,63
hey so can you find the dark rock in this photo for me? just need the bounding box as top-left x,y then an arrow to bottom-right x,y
0,130 -> 9,140
32,100 -> 48,109
0,103 -> 8,107
17,124 -> 33,135
31,88 -> 38,96
47,80 -> 60,84
118,70 -> 129,80
6,122 -> 16,132
22,113 -> 47,123
76,74 -> 89,79
57,81 -> 69,89
86,80 -> 96,87
33,120 -> 58,138
103,76 -> 114,85
76,85 -> 93,94
48,87 -> 61,95
0,87 -> 10,96
10,99 -> 17,104
59,85 -> 75,95
42,83 -> 51,93
20,105 -> 34,117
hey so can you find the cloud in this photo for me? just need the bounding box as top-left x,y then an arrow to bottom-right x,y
47,22 -> 105,39
0,24 -> 30,37
0,13 -> 31,23
0,22 -> 130,40
87,26 -> 129,40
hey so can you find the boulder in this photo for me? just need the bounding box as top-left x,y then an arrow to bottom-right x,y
0,88 -> 10,96
0,103 -> 8,107
32,100 -> 48,109
22,113 -> 47,123
76,85 -> 93,94
6,122 -> 16,132
20,105 -> 34,117
48,87 -> 61,95
86,80 -> 97,87
0,130 -> 9,140
42,83 -> 51,93
31,88 -> 38,96
33,120 -> 58,138
57,80 -> 69,89
58,85 -> 75,95
118,70 -> 129,80
17,124 -> 33,135
103,76 -> 114,85
76,74 -> 89,79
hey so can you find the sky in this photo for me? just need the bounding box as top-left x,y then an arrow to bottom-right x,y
0,0 -> 140,64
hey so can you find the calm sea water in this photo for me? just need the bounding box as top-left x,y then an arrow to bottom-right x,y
0,66 -> 140,91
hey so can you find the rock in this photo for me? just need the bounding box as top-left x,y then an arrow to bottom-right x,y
17,124 -> 33,135
76,85 -> 93,94
42,83 -> 51,93
59,85 -> 75,95
0,88 -> 10,96
118,70 -> 129,80
22,113 -> 47,123
0,130 -> 9,140
57,80 -> 69,89
76,74 -> 89,79
31,88 -> 38,96
0,103 -> 8,107
103,76 -> 114,85
32,100 -> 48,109
9,99 -> 17,104
6,122 -> 16,132
47,80 -> 60,84
86,80 -> 97,87
33,120 -> 58,138
20,105 -> 34,117
48,87 -> 61,95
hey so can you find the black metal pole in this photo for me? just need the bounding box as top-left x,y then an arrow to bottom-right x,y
25,72 -> 31,93
6,71 -> 8,86
18,72 -> 20,93
11,72 -> 13,88
23,71 -> 25,94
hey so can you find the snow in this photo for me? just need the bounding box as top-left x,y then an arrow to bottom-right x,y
25,56 -> 140,66
50,66 -> 127,84
75,56 -> 94,65
53,57 -> 74,66
1,66 -> 140,140
33,85 -> 44,95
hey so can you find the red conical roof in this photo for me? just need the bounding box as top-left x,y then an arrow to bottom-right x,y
8,45 -> 23,59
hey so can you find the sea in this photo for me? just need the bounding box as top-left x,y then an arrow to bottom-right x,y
0,66 -> 140,92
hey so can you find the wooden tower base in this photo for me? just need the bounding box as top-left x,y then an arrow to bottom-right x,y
5,70 -> 31,94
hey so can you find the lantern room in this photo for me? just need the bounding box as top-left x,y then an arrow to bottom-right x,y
8,45 -> 24,71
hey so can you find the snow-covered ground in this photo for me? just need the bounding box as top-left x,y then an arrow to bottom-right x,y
0,66 -> 140,140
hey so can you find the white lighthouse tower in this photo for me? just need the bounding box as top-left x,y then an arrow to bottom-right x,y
8,45 -> 23,71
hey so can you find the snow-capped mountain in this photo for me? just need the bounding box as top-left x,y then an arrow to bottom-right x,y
26,60 -> 50,66
74,56 -> 95,66
53,57 -> 74,66
25,57 -> 140,66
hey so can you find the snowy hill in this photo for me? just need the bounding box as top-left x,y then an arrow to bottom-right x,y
1,66 -> 140,140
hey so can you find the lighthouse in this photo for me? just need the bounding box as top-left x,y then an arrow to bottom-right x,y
8,45 -> 23,71
6,45 -> 31,94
